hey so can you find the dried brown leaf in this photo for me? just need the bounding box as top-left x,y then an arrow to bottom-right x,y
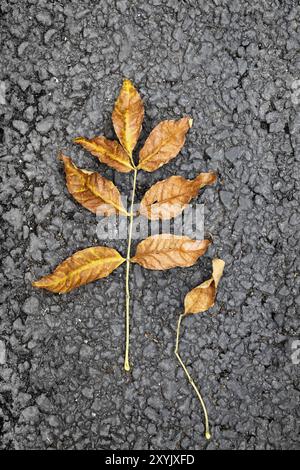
61,154 -> 128,216
112,79 -> 144,156
74,136 -> 133,173
184,258 -> 225,314
139,172 -> 217,220
138,117 -> 192,172
131,234 -> 211,270
32,246 -> 125,293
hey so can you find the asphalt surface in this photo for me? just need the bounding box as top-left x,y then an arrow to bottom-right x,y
0,0 -> 299,450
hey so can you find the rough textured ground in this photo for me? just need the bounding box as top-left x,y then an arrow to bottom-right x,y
0,0 -> 299,451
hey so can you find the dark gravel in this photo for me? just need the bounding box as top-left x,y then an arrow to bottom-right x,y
1,0 -> 299,450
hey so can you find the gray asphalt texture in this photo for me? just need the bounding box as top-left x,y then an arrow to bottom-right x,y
0,0 -> 299,451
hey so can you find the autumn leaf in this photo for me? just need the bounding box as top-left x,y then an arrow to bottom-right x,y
60,153 -> 128,216
32,246 -> 125,293
184,258 -> 225,314
138,117 -> 192,172
139,172 -> 217,220
131,234 -> 211,270
112,79 -> 144,157
74,136 -> 133,173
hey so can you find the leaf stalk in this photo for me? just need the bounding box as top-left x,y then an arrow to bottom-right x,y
175,314 -> 211,440
124,166 -> 138,371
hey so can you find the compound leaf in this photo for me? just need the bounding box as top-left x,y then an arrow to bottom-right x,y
74,136 -> 133,173
138,117 -> 192,172
131,234 -> 211,270
139,172 -> 217,220
184,258 -> 225,314
112,78 -> 144,156
61,154 -> 128,216
32,246 -> 126,293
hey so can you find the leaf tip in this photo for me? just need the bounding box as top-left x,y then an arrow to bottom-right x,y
58,151 -> 69,163
202,172 -> 218,186
57,150 -> 64,161
188,118 -> 193,128
202,238 -> 212,250
205,233 -> 213,245
212,258 -> 225,286
73,136 -> 84,144
213,257 -> 225,269
32,279 -> 42,289
123,78 -> 134,90
211,172 -> 218,184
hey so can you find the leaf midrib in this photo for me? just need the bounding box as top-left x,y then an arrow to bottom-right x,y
85,179 -> 129,216
138,133 -> 175,167
52,256 -> 125,286
143,184 -> 199,208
